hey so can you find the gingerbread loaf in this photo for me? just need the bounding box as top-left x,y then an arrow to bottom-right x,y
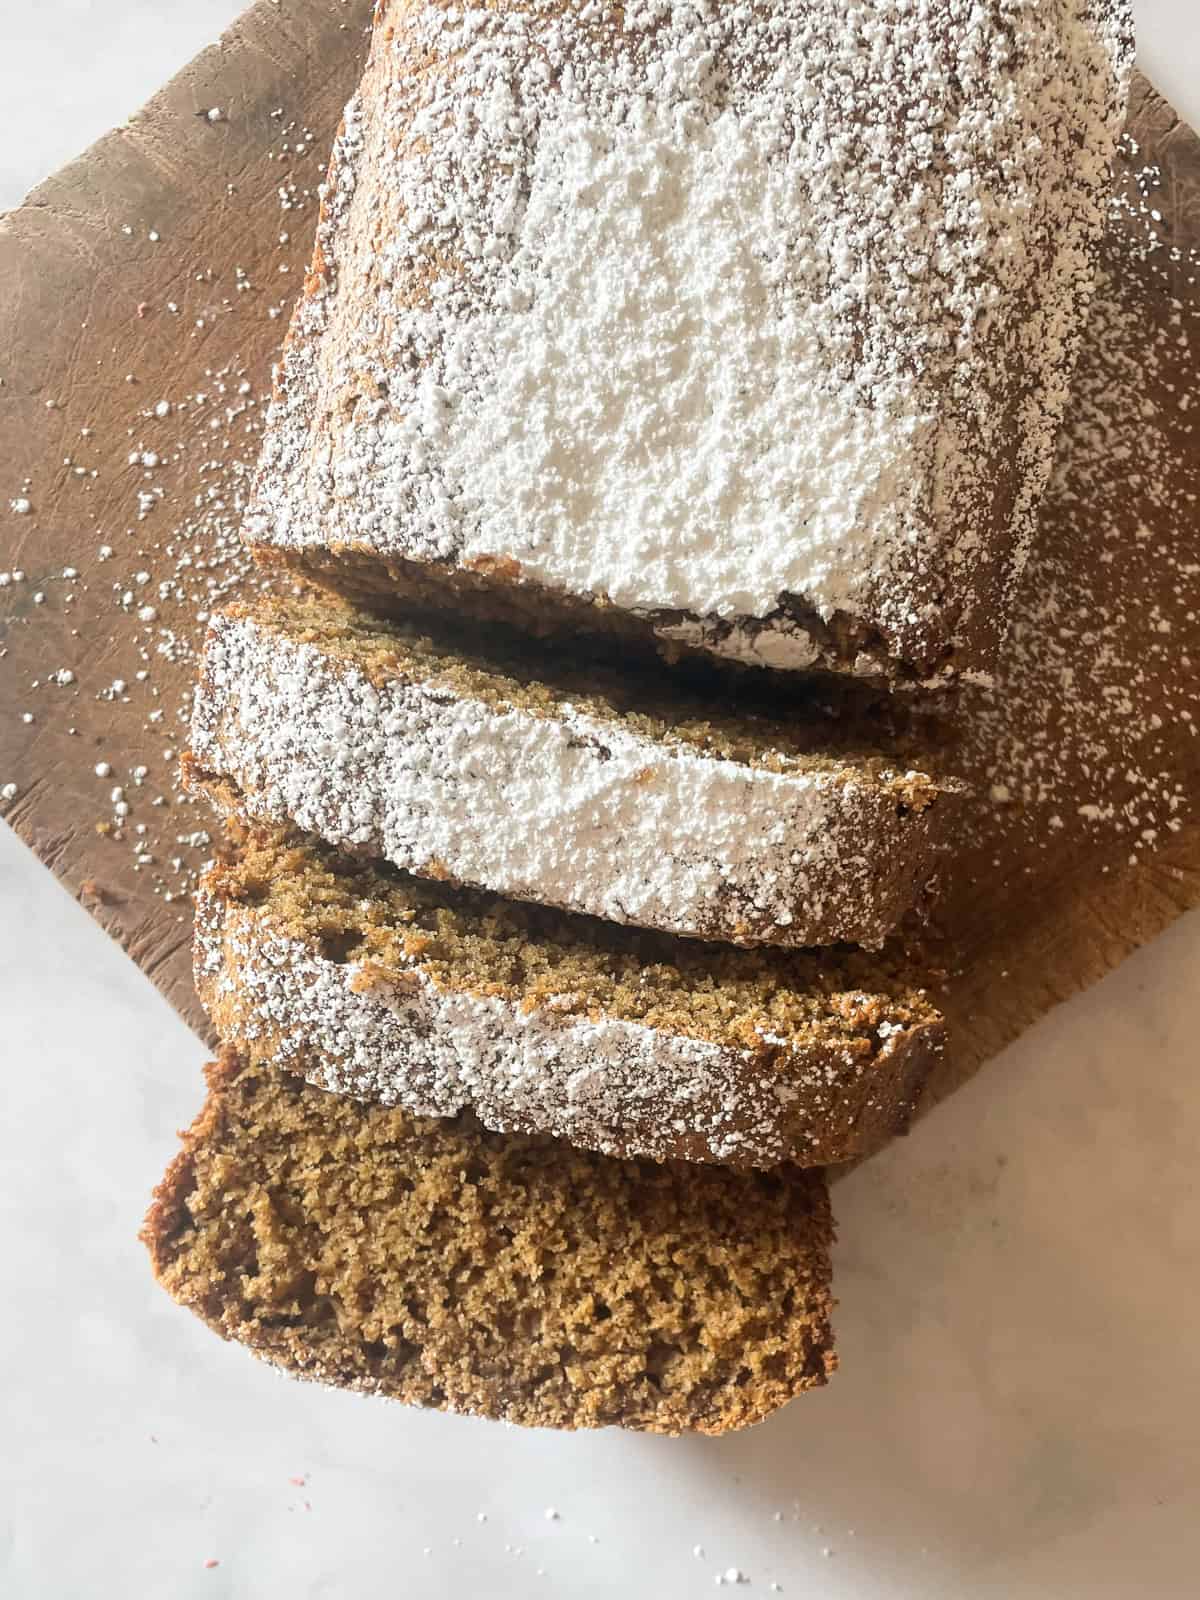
246,0 -> 1132,683
186,593 -> 962,950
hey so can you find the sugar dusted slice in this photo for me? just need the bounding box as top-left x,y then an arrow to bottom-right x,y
247,0 -> 1132,681
194,825 -> 946,1169
187,595 -> 962,950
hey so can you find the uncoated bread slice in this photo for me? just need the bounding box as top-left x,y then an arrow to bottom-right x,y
142,1052 -> 837,1435
194,824 -> 946,1169
186,593 -> 963,950
245,0 -> 1132,683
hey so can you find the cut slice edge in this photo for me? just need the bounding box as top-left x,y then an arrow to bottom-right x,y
188,591 -> 965,949
195,820 -> 947,1168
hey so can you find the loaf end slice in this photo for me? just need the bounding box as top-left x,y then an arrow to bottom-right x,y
142,1054 -> 837,1435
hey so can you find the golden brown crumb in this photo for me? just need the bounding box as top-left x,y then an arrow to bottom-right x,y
143,1053 -> 837,1435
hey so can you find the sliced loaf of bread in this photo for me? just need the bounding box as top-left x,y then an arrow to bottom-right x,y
187,594 -> 961,951
195,822 -> 945,1168
142,1052 -> 837,1435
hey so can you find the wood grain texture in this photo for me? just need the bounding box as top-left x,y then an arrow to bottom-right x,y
0,0 -> 375,1032
0,10 -> 1197,1131
927,83 -> 1200,1111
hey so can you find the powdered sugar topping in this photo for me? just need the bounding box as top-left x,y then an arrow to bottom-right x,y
189,607 -> 956,948
196,889 -> 939,1167
252,0 -> 1132,677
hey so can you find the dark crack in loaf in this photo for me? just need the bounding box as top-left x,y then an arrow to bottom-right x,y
142,1053 -> 837,1436
194,822 -> 946,1168
187,593 -> 963,950
246,0 -> 1132,683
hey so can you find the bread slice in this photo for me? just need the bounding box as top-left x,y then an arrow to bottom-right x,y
195,822 -> 945,1168
142,1052 -> 837,1436
187,593 -> 961,951
246,0 -> 1131,682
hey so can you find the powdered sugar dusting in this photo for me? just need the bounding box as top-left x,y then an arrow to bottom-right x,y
190,607 -> 957,949
251,0 -> 1132,678
954,134 -> 1200,892
196,884 -> 942,1168
0,98 -> 334,937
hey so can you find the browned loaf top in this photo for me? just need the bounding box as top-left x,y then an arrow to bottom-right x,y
142,1052 -> 837,1435
194,822 -> 946,1168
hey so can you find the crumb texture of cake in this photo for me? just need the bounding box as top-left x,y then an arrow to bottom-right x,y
142,1053 -> 837,1435
194,825 -> 946,1168
188,594 -> 962,949
247,0 -> 1132,680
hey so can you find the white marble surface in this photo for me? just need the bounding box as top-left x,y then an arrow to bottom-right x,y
2,3 -> 1199,1596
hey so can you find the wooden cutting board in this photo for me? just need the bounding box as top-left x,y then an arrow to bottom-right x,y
1,2 -> 1197,1137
